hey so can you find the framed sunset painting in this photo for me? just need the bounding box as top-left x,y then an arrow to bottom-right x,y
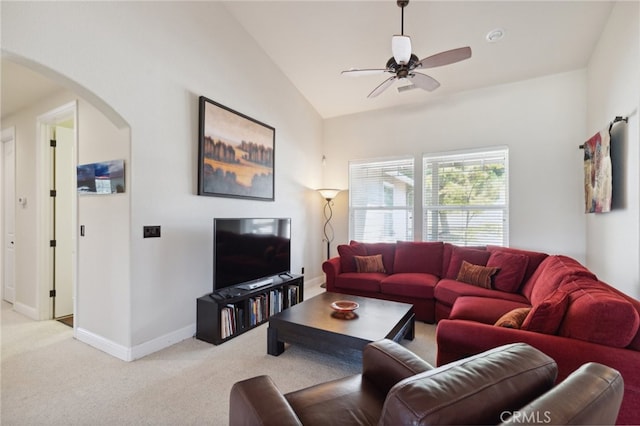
198,96 -> 275,201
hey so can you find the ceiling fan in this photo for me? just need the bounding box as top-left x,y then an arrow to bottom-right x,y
342,0 -> 472,98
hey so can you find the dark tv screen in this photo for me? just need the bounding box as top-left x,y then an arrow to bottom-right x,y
213,218 -> 291,291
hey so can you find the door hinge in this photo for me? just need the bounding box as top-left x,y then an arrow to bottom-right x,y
49,240 -> 56,247
49,289 -> 56,298
50,139 -> 57,148
50,190 -> 57,197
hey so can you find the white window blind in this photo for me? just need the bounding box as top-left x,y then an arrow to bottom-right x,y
423,148 -> 508,246
349,157 -> 414,242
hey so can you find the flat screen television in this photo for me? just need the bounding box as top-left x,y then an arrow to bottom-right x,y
213,218 -> 291,292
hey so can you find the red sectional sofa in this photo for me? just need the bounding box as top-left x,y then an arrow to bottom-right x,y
322,240 -> 640,425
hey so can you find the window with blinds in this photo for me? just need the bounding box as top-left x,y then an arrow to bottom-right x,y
349,157 -> 414,242
423,148 -> 508,246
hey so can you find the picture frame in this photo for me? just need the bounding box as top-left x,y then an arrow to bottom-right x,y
77,159 -> 125,194
198,96 -> 275,201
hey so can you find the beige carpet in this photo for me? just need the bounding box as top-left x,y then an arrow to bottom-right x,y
1,283 -> 437,425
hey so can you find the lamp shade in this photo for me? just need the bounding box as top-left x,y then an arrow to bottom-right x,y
317,188 -> 341,200
392,35 -> 412,65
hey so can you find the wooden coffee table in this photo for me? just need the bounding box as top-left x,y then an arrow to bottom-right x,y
267,292 -> 415,360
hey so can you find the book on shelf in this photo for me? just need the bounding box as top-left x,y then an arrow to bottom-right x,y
221,303 -> 246,338
287,285 -> 299,306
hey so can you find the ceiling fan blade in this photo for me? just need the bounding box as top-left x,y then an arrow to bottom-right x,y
397,84 -> 417,93
408,72 -> 440,92
417,46 -> 472,69
341,68 -> 389,77
368,76 -> 397,98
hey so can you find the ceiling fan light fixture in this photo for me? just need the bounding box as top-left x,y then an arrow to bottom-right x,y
392,35 -> 412,64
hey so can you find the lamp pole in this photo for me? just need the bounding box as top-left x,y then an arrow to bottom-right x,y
317,189 -> 341,260
323,197 -> 334,260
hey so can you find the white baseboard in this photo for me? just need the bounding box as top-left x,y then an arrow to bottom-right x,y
76,323 -> 196,362
74,274 -> 325,362
304,275 -> 324,288
76,327 -> 133,361
13,301 -> 38,320
130,323 -> 196,361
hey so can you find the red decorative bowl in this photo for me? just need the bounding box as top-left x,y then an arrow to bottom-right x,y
330,300 -> 359,313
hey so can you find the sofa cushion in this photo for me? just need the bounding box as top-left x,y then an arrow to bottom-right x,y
362,242 -> 396,274
434,278 -> 529,308
521,290 -> 569,335
559,279 -> 640,348
337,243 -> 367,273
380,273 -> 438,299
525,256 -> 596,306
486,251 -> 529,293
450,296 -> 530,325
445,246 -> 490,279
487,246 -> 548,294
494,307 -> 532,329
456,261 -> 498,289
393,241 -> 443,276
334,272 -> 386,293
354,254 -> 386,273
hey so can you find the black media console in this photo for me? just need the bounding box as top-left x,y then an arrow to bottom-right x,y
196,274 -> 304,345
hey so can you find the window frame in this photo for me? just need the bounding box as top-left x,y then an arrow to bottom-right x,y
348,156 -> 415,243
422,146 -> 509,246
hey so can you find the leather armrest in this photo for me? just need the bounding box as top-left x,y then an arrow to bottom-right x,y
500,362 -> 624,425
362,339 -> 433,395
229,375 -> 302,426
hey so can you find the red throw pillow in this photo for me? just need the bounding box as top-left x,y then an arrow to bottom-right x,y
487,245 -> 548,285
521,290 -> 569,335
445,246 -> 490,279
337,243 -> 366,273
486,251 -> 529,293
354,254 -> 386,273
362,242 -> 396,274
494,307 -> 532,329
456,261 -> 499,289
393,241 -> 444,275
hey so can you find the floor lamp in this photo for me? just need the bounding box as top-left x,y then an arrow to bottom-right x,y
318,189 -> 341,287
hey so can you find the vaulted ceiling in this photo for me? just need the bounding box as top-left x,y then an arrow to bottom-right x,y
2,1 -> 615,120
224,1 -> 614,118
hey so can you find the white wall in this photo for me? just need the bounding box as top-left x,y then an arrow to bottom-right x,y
586,1 -> 640,298
324,70 -> 588,261
2,2 -> 325,358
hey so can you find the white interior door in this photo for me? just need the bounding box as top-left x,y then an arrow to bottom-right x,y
53,125 -> 74,318
2,128 -> 16,304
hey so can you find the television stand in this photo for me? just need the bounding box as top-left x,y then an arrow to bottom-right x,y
196,274 -> 304,345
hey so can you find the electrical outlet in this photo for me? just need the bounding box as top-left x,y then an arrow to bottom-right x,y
143,225 -> 161,238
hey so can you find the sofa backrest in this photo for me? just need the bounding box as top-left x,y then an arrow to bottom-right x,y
522,255 -> 595,305
380,343 -> 557,425
392,241 -> 444,276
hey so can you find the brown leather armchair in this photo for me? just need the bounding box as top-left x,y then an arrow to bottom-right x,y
230,340 -> 623,425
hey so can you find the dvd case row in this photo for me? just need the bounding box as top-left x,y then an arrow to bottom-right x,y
220,285 -> 301,339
